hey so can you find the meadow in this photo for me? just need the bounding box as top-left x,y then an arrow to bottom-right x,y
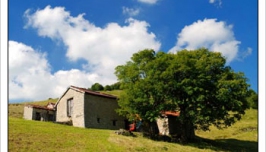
8,98 -> 258,152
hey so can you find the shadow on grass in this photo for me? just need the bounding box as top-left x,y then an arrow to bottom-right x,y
186,136 -> 258,152
143,134 -> 257,151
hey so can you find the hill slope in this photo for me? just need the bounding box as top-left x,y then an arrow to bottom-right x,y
8,97 -> 258,152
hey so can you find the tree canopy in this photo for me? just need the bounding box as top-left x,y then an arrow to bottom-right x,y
90,83 -> 104,91
246,89 -> 258,109
115,48 -> 250,142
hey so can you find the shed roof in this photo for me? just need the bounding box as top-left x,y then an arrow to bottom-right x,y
25,104 -> 55,111
161,111 -> 180,117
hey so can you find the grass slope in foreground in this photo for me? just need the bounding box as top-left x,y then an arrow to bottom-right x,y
8,96 -> 257,152
9,106 -> 257,152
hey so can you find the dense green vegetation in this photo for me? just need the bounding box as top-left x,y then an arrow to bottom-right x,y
8,95 -> 257,151
90,82 -> 122,91
115,48 -> 250,142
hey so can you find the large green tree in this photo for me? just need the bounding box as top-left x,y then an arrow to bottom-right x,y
115,48 -> 249,142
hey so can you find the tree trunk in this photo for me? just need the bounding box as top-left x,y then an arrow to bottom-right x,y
141,121 -> 159,137
180,119 -> 195,143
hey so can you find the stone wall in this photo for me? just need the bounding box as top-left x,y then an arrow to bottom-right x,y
157,117 -> 169,135
56,88 -> 85,127
32,108 -> 55,121
157,116 -> 181,135
23,106 -> 33,120
84,94 -> 126,130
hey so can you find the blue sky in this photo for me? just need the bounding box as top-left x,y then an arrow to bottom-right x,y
8,0 -> 258,102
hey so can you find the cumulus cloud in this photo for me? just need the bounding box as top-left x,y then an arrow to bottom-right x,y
122,6 -> 140,16
24,6 -> 160,84
10,6 -> 161,101
9,41 -> 98,101
137,0 -> 158,4
168,18 -> 247,63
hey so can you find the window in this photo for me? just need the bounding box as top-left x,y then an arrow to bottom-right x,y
67,98 -> 73,117
112,120 -> 117,126
97,118 -> 100,123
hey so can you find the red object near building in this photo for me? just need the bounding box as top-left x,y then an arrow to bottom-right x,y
129,123 -> 136,132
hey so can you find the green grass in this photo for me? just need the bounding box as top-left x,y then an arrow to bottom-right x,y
101,90 -> 123,98
9,117 -> 218,152
8,98 -> 258,152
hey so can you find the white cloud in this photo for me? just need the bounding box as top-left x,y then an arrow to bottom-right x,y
240,47 -> 253,59
122,6 -> 140,16
10,6 -> 161,101
137,0 -> 158,4
9,41 -> 101,101
209,0 -> 222,7
169,18 -> 246,63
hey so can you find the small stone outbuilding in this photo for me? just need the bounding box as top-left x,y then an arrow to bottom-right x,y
157,111 -> 181,136
23,103 -> 55,121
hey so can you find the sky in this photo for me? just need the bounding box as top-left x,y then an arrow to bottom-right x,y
8,0 -> 259,103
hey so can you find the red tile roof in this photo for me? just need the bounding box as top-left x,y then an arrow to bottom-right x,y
161,111 -> 180,117
70,86 -> 117,99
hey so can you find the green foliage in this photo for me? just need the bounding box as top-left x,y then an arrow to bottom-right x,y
246,89 -> 258,109
91,82 -> 104,91
104,85 -> 112,91
108,82 -> 120,90
115,48 -> 250,141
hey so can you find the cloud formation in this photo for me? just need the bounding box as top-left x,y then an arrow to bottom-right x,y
169,18 -> 245,63
209,0 -> 222,7
24,6 -> 160,83
10,6 -> 161,101
9,40 -> 97,101
137,0 -> 158,4
122,7 -> 140,16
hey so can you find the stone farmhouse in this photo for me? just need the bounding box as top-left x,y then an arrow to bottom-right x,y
55,86 -> 126,130
23,85 -> 180,134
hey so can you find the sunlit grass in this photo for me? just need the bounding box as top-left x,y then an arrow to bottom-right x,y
8,97 -> 258,152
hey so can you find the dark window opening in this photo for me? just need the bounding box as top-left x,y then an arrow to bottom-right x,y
124,120 -> 130,130
113,120 -> 117,126
35,112 -> 41,121
97,118 -> 100,123
67,98 -> 73,117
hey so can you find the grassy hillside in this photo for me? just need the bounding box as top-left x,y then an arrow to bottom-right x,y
101,90 -> 123,98
9,97 -> 257,152
9,109 -> 257,152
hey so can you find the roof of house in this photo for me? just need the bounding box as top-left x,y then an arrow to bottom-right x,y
70,86 -> 117,99
55,85 -> 118,107
25,104 -> 55,111
161,111 -> 180,117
